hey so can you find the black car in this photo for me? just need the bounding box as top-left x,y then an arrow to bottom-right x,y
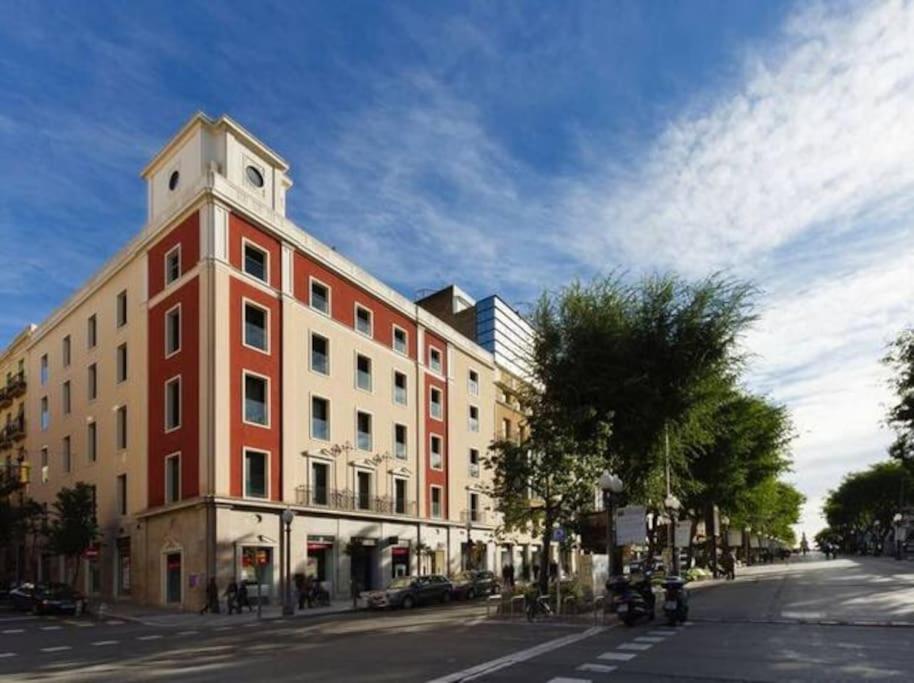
10,583 -> 87,615
450,570 -> 500,600
367,575 -> 453,609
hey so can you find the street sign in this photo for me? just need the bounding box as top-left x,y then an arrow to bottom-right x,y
84,546 -> 99,560
552,527 -> 566,543
615,506 -> 647,546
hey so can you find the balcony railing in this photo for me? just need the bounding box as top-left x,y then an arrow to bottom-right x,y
2,416 -> 26,444
295,486 -> 417,517
469,463 -> 480,478
461,510 -> 487,525
6,371 -> 26,398
0,387 -> 9,408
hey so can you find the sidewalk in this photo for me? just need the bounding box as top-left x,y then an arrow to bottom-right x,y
92,599 -> 362,628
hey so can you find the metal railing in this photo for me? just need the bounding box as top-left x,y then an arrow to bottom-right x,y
294,486 -> 417,516
2,416 -> 26,443
5,371 -> 26,397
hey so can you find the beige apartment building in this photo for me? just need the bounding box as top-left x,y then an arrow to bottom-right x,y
3,113 -> 544,609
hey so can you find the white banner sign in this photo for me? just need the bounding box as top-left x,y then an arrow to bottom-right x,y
675,524 -> 692,547
615,506 -> 647,546
727,530 -> 742,547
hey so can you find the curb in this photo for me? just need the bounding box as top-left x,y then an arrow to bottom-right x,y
89,605 -> 366,628
688,616 -> 914,628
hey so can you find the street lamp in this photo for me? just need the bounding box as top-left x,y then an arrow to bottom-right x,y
665,493 -> 682,576
894,513 -> 904,561
600,471 -> 624,580
465,519 -> 473,571
281,508 -> 295,616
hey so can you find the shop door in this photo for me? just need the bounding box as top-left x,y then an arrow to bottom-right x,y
165,553 -> 182,604
392,547 -> 409,577
350,545 -> 374,591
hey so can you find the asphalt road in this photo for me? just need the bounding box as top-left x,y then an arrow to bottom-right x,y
1,554 -> 912,682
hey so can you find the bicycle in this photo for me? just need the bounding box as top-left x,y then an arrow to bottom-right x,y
525,593 -> 553,622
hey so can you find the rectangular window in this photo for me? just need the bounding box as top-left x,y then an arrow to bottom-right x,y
393,326 -> 408,355
311,396 -> 330,441
393,371 -> 408,406
165,377 -> 181,431
355,305 -> 372,337
62,381 -> 71,415
40,354 -> 48,385
469,448 -> 480,478
356,411 -> 372,451
469,492 -> 479,523
429,387 -> 443,420
356,354 -> 372,392
116,290 -> 127,328
468,370 -> 479,396
62,335 -> 71,368
394,424 -> 407,459
356,470 -> 371,510
430,434 -> 443,470
88,363 -> 97,400
116,405 -> 127,450
88,314 -> 97,349
117,474 -> 127,515
117,343 -> 128,383
243,242 -> 268,283
394,478 -> 407,515
243,302 -> 268,352
243,373 -> 268,426
165,305 -> 181,357
40,396 -> 49,431
311,461 -> 329,505
429,347 -> 442,374
165,245 -> 181,285
244,449 -> 268,499
469,405 -> 479,432
310,279 -> 330,315
41,447 -> 48,484
87,422 -> 97,462
165,453 -> 181,503
502,418 -> 512,440
431,486 -> 442,519
62,436 -> 71,474
310,334 -> 329,375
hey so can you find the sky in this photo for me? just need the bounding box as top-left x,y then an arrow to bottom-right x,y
1,0 -> 913,539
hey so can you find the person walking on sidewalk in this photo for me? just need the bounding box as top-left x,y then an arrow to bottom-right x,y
200,578 -> 220,614
237,581 -> 253,613
225,581 -> 238,615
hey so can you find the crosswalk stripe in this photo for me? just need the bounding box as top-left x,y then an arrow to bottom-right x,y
0,653 -> 16,659
40,626 -> 62,631
176,630 -> 198,636
41,646 -> 71,653
105,620 -> 125,625
578,663 -> 617,673
137,635 -> 163,641
618,642 -> 652,651
1,629 -> 24,634
649,630 -> 676,636
92,641 -> 118,646
634,636 -> 665,643
598,652 -> 636,661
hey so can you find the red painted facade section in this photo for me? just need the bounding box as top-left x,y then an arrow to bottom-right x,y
228,213 -> 282,288
424,330 -> 448,518
147,276 -> 200,506
228,269 -> 282,501
147,212 -> 200,299
292,251 -> 418,359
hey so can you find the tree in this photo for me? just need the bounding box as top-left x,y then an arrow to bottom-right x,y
47,483 -> 99,585
733,478 -> 804,546
884,328 -> 914,466
0,461 -> 44,580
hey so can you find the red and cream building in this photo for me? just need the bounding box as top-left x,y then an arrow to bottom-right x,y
8,113 -> 519,608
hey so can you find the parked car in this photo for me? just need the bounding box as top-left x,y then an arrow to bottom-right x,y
367,575 -> 453,609
10,583 -> 87,615
450,570 -> 500,600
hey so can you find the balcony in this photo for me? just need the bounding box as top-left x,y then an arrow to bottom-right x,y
461,510 -> 487,525
6,416 -> 25,442
295,486 -> 417,517
6,371 -> 26,398
0,387 -> 9,409
468,463 -> 480,478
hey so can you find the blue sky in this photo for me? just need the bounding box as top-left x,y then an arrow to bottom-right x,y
2,0 -> 913,537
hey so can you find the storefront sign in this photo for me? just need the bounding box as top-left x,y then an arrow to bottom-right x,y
83,545 -> 99,560
350,536 -> 376,546
391,546 -> 409,557
308,543 -> 332,551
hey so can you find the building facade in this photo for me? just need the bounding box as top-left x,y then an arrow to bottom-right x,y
5,113 -> 544,608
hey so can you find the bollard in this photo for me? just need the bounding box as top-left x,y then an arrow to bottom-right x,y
486,594 -> 501,619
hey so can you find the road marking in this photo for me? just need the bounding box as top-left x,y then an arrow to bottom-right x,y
244,623 -> 258,628
65,620 -> 92,628
1,629 -> 24,634
634,636 -> 665,643
649,630 -> 676,636
578,663 -> 617,673
618,643 -> 653,651
176,630 -> 198,636
40,626 -> 62,631
0,653 -> 16,659
546,678 -> 591,683
92,641 -> 119,646
214,626 -> 232,631
426,626 -> 605,683
598,652 -> 636,661
137,635 -> 163,641
105,620 -> 125,625
41,646 -> 72,653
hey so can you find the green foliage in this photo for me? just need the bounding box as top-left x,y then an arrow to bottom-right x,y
823,461 -> 912,539
0,464 -> 43,552
732,478 -> 804,546
884,328 -> 914,466
47,482 -> 99,583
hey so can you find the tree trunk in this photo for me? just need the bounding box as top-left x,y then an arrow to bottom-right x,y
70,555 -> 81,587
538,520 -> 553,597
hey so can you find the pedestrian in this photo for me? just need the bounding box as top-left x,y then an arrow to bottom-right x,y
225,581 -> 238,615
722,549 -> 735,581
303,573 -> 315,609
200,577 -> 220,614
237,581 -> 253,613
507,564 -> 515,589
501,563 -> 511,590
295,573 -> 306,610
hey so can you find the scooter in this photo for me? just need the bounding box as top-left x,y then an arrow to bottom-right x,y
662,576 -> 689,625
608,573 -> 655,627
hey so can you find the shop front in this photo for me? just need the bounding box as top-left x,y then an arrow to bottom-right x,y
116,536 -> 131,597
391,544 -> 410,578
240,545 -> 275,604
307,535 -> 335,596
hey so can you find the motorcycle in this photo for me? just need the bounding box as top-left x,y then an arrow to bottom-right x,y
607,573 -> 655,627
662,576 -> 689,625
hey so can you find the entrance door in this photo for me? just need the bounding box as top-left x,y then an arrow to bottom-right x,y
165,552 -> 182,604
350,545 -> 374,591
392,547 -> 409,577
